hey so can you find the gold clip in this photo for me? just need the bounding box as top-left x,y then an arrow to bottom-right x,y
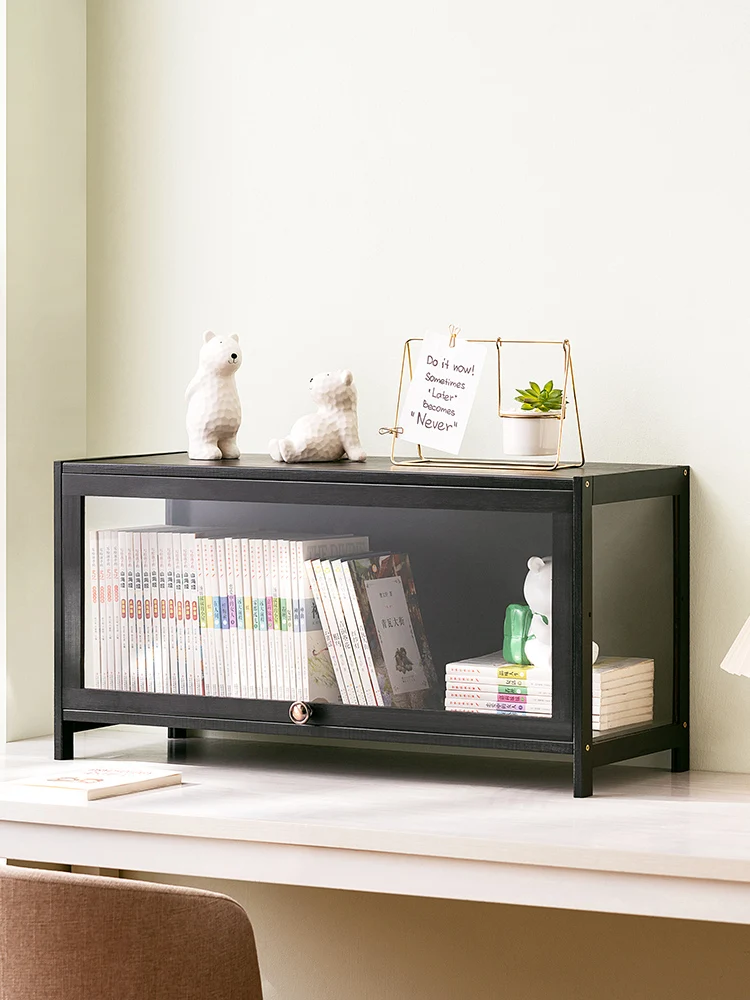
379,426 -> 403,437
448,324 -> 461,347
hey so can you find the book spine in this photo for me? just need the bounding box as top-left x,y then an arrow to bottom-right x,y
445,665 -> 545,681
224,539 -> 242,698
332,560 -> 376,706
252,540 -> 271,700
156,533 -> 171,693
289,541 -> 304,701
445,697 -> 552,714
262,539 -> 279,699
304,559 -> 350,704
146,534 -> 163,693
311,560 -> 357,704
269,540 -> 287,700
201,538 -> 219,697
111,531 -> 123,691
241,539 -> 257,698
445,704 -> 552,717
102,531 -> 116,690
278,540 -> 294,701
132,533 -> 148,692
174,535 -> 190,694
445,680 -> 552,695
215,539 -> 232,698
181,534 -> 198,696
294,542 -> 311,701
340,560 -> 383,706
195,534 -> 207,695
160,533 -> 179,695
89,531 -> 102,688
185,535 -> 202,696
117,532 -> 132,691
231,538 -> 250,699
140,532 -> 156,692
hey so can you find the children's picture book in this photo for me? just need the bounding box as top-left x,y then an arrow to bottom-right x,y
12,765 -> 181,801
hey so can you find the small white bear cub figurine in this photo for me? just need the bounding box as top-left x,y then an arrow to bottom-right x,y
185,331 -> 242,460
523,556 -> 599,670
269,370 -> 366,463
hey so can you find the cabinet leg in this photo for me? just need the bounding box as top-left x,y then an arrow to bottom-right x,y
168,728 -> 188,739
54,721 -> 75,760
573,751 -> 593,798
671,742 -> 690,773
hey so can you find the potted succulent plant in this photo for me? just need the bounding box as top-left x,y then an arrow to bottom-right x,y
502,380 -> 564,457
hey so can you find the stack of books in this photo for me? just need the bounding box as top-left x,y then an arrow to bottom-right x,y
444,651 -> 655,731
89,528 -> 372,701
444,652 -> 552,717
89,529 -> 439,709
304,551 -> 439,709
592,656 -> 655,732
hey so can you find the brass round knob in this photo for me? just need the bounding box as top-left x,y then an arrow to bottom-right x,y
289,701 -> 313,725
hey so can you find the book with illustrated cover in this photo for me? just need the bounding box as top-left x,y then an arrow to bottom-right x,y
13,765 -> 182,801
344,552 -> 439,710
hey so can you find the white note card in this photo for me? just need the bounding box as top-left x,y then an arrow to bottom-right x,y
398,333 -> 488,455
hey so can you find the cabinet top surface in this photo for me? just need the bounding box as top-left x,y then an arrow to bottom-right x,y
61,453 -> 686,489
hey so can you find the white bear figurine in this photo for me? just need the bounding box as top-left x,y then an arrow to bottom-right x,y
523,556 -> 600,670
269,370 -> 366,463
185,331 -> 242,460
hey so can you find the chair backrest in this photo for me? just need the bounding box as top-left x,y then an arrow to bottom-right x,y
0,864 -> 263,1000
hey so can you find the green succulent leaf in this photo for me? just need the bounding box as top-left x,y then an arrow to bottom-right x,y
529,381 -> 541,394
544,380 -> 553,392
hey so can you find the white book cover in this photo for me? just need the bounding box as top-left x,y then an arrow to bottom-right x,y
223,539 -> 242,698
146,534 -> 164,693
231,538 -> 250,698
310,559 -> 358,704
194,535 -> 208,696
132,533 -> 148,692
304,559 -> 351,704
140,532 -> 156,692
240,539 -> 257,698
159,533 -> 180,695
593,710 -> 654,731
14,764 -> 182,801
295,536 -> 369,704
181,534 -> 200,696
215,539 -> 233,698
118,531 -> 134,691
593,656 -> 655,687
102,531 -> 116,691
339,560 -> 383,706
172,534 -> 189,694
201,537 -> 220,697
330,560 -> 375,705
262,539 -> 279,699
88,531 -> 102,689
251,540 -> 271,700
278,540 -> 295,701
592,694 -> 653,714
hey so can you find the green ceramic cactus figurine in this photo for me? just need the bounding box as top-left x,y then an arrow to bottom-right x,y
503,604 -> 534,665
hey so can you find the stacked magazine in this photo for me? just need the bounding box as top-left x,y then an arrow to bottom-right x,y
444,651 -> 655,731
89,528 -> 439,709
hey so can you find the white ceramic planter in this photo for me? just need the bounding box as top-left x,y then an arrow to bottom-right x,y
502,412 -> 562,457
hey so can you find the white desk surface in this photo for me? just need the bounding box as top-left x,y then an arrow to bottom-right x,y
1,728 -> 750,923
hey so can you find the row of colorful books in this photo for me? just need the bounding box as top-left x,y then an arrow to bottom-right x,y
88,529 -> 439,708
89,528 -> 371,700
444,651 -> 654,731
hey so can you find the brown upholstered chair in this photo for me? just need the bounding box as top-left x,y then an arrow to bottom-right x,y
0,864 -> 263,999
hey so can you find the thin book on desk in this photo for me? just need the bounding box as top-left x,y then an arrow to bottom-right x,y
13,765 -> 182,800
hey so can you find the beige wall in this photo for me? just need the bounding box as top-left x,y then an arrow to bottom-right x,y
4,0 -> 87,740
85,0 -> 750,773
126,870 -> 750,1000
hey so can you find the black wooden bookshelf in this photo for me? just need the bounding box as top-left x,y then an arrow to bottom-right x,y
54,453 -> 689,796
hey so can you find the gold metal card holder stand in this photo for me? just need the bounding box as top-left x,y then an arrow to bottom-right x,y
380,330 -> 585,472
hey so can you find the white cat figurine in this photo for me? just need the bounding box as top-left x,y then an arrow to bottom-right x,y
523,556 -> 600,670
269,369 -> 366,463
185,331 -> 242,460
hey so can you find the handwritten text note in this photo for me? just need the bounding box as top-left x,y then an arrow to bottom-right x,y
399,333 -> 488,455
